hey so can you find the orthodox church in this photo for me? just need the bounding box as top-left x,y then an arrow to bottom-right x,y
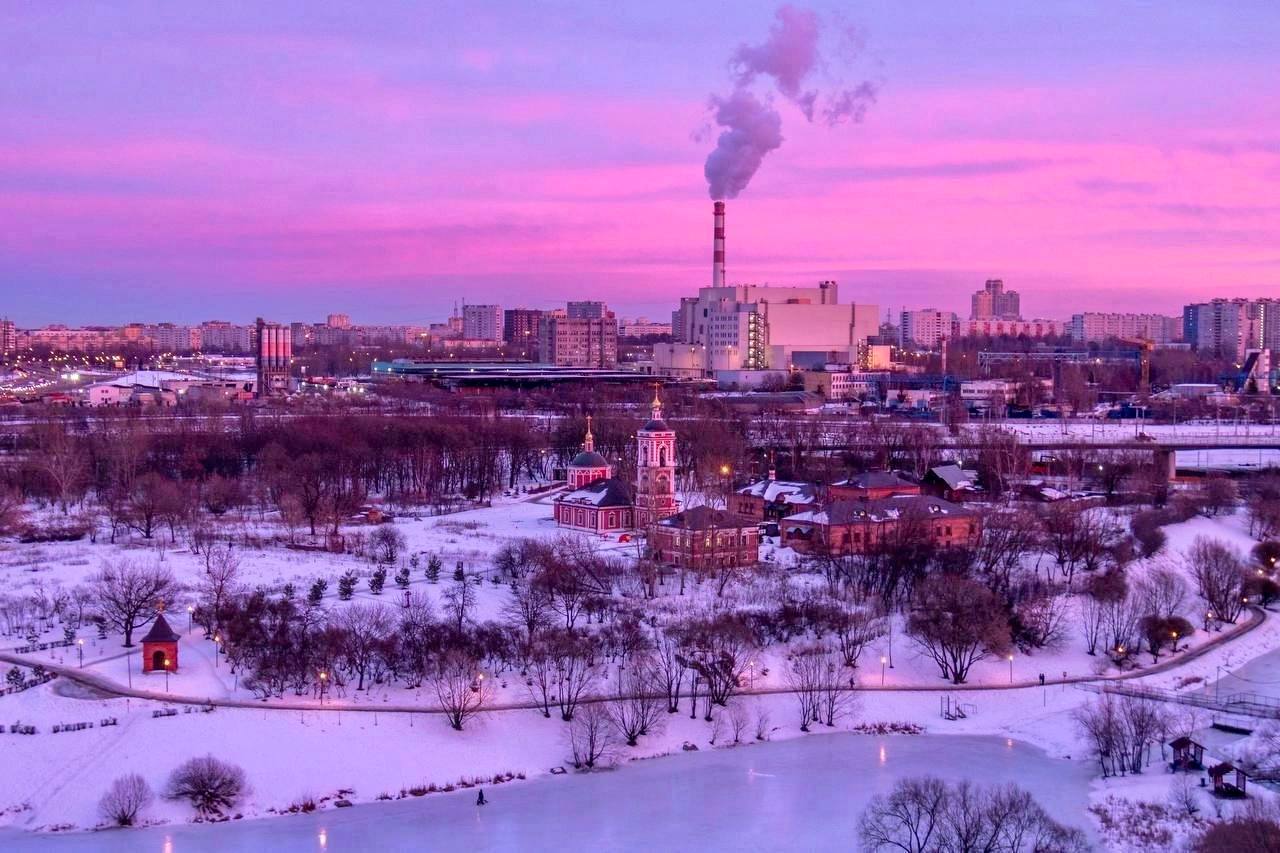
553,393 -> 679,534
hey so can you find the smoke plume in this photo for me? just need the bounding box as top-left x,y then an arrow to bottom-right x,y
704,5 -> 878,200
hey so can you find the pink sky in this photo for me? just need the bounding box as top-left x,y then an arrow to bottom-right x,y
1,2 -> 1278,324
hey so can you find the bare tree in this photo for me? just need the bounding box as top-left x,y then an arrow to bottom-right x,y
99,773 -> 153,827
907,577 -> 1011,685
860,777 -> 1087,853
859,776 -> 949,853
165,755 -> 248,816
566,701 -> 618,769
91,560 -> 178,647
432,650 -> 491,731
442,574 -> 477,632
333,602 -> 394,691
607,655 -> 667,746
1188,537 -> 1249,623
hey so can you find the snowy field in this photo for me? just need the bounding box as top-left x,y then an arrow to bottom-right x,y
1,494 -> 1277,848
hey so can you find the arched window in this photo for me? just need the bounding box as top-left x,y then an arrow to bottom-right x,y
659,447 -> 666,466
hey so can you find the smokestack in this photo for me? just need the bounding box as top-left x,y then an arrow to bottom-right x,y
712,201 -> 726,287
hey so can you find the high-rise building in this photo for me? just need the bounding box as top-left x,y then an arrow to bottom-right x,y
1182,298 -> 1280,358
658,283 -> 878,379
1069,312 -> 1182,344
462,304 -> 503,342
566,301 -> 607,320
0,318 -> 15,358
255,317 -> 292,398
970,279 -> 1021,320
503,308 -> 543,354
899,309 -> 957,349
326,313 -> 351,329
538,304 -> 618,368
199,321 -> 253,353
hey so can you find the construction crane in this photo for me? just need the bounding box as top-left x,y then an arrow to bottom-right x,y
1118,337 -> 1154,395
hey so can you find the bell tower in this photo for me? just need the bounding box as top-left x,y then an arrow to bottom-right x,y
635,389 -> 678,527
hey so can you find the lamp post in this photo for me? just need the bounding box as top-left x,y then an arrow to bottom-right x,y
77,638 -> 84,668
1007,654 -> 1014,684
880,656 -> 886,687
213,634 -> 221,670
319,671 -> 328,706
163,657 -> 171,692
186,605 -> 194,634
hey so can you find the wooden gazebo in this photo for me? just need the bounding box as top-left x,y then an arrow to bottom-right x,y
1169,736 -> 1205,772
1208,762 -> 1249,799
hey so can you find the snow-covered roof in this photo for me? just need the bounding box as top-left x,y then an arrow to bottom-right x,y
736,479 -> 818,504
928,464 -> 977,491
658,505 -> 756,531
832,471 -> 915,490
784,495 -> 977,526
555,478 -> 633,508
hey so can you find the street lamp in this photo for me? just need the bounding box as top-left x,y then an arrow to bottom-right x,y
186,605 -> 194,633
880,656 -> 886,687
77,638 -> 84,668
1007,654 -> 1014,684
319,671 -> 328,705
163,657 -> 171,692
213,634 -> 221,670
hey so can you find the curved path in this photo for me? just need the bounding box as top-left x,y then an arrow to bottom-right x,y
1,607 -> 1265,716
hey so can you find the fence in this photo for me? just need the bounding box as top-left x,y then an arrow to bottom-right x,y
0,672 -> 56,698
1079,682 -> 1280,720
11,639 -> 74,654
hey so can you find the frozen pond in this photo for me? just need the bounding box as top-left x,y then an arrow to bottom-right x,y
5,734 -> 1094,852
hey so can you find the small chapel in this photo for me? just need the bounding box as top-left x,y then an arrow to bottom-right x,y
553,392 -> 679,535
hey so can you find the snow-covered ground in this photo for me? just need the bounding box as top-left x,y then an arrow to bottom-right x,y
1,497 -> 1276,847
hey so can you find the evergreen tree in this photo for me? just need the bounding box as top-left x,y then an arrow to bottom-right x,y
426,554 -> 442,583
394,566 -> 411,590
453,560 -> 465,582
307,578 -> 327,607
338,571 -> 358,601
369,566 -> 387,595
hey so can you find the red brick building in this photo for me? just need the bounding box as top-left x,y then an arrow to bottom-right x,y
732,478 -> 820,521
828,471 -> 920,501
553,478 -> 636,534
141,613 -> 180,673
649,506 -> 759,571
782,495 -> 981,555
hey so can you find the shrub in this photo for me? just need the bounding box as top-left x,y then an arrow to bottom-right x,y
99,773 -> 153,827
1131,512 -> 1167,558
165,755 -> 248,816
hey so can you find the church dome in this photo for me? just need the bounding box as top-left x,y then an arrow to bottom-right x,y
570,450 -> 609,468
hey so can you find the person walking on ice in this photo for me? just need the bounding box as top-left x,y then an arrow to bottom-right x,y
476,789 -> 487,806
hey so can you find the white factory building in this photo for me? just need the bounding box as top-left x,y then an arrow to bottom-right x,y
655,282 -> 878,385
653,203 -> 877,386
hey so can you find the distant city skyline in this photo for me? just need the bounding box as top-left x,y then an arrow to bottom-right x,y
3,2 -> 1278,325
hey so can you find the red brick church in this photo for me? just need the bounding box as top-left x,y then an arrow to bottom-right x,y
553,392 -> 679,534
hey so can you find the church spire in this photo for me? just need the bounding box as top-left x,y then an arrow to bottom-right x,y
583,415 -> 595,453
650,386 -> 663,421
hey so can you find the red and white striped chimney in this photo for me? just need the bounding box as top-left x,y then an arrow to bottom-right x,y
712,201 -> 726,287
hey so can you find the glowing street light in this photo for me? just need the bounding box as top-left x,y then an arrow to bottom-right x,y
1007,654 -> 1014,684
319,671 -> 328,705
77,638 -> 84,668
163,657 -> 171,692
186,605 -> 194,633
213,634 -> 221,670
880,656 -> 887,687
